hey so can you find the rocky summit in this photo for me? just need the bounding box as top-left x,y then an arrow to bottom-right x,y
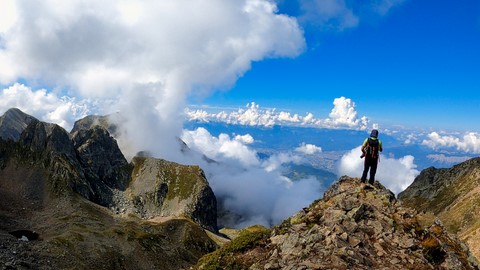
399,157 -> 480,262
196,176 -> 479,270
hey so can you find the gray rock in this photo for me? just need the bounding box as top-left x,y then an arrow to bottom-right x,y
0,108 -> 37,141
197,176 -> 480,270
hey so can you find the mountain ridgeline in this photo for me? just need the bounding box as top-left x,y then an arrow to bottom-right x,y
0,108 -> 217,268
399,157 -> 480,261
0,108 -> 479,269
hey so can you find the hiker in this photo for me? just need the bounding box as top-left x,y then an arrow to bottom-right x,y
360,129 -> 382,184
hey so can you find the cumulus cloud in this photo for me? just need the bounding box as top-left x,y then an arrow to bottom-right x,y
181,127 -> 323,228
323,97 -> 369,129
0,83 -> 93,130
295,142 -> 322,155
235,134 -> 255,145
422,132 -> 480,154
182,127 -> 260,167
0,0 -> 305,161
338,146 -> 420,194
186,97 -> 369,130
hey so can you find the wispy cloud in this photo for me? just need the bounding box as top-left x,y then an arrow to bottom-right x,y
277,0 -> 407,31
427,154 -> 472,165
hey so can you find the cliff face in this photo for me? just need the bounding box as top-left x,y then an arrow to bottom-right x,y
197,176 -> 479,270
399,157 -> 480,261
0,108 -> 218,269
129,157 -> 217,232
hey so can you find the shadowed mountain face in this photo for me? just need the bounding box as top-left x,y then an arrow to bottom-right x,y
0,108 -> 37,141
399,157 -> 480,261
0,108 -> 218,269
196,177 -> 479,270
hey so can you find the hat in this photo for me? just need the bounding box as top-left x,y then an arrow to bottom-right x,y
370,129 -> 379,138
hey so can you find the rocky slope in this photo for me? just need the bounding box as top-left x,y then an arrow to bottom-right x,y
0,108 -> 218,269
399,157 -> 480,261
196,176 -> 479,270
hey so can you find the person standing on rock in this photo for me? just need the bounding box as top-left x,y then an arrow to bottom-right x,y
360,129 -> 382,184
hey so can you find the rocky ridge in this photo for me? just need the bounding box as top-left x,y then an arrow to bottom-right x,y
196,176 -> 479,270
399,157 -> 480,261
0,108 -> 219,269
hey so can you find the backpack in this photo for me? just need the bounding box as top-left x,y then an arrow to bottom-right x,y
366,138 -> 380,159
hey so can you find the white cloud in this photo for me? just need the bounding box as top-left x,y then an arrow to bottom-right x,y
295,142 -> 322,155
0,0 -> 17,34
182,128 -> 260,167
181,127 -> 323,228
404,133 -> 416,145
337,146 -> 420,194
262,152 -> 302,172
422,132 -> 480,154
322,97 -> 369,130
0,0 -> 305,160
186,98 -> 370,130
235,134 -> 255,145
427,154 -> 472,165
0,83 -> 93,130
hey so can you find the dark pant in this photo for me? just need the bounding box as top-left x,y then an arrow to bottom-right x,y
361,157 -> 378,184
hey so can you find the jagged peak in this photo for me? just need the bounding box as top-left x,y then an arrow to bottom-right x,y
70,114 -> 119,139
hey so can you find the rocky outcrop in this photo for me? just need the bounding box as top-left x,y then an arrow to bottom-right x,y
197,176 -> 479,270
69,115 -> 218,232
72,124 -> 131,206
70,114 -> 116,138
399,157 -> 480,261
128,157 -> 218,232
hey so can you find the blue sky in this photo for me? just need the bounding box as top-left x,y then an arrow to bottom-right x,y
199,0 -> 480,132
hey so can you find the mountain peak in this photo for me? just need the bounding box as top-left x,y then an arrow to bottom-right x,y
0,108 -> 38,141
196,176 -> 479,269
